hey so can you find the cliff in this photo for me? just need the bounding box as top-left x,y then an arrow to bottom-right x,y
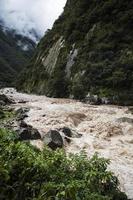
17,0 -> 133,105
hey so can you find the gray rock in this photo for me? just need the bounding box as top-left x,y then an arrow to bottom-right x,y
15,107 -> 29,115
18,100 -> 27,104
128,107 -> 133,115
62,127 -> 72,143
43,130 -> 63,150
66,48 -> 78,78
85,94 -> 102,105
16,107 -> 29,121
61,126 -> 82,140
101,97 -> 111,104
19,125 -> 41,140
19,120 -> 28,128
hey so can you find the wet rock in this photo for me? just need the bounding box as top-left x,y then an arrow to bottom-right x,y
91,95 -> 102,105
19,120 -> 28,128
15,107 -> 29,115
85,94 -> 102,105
62,127 -> 72,137
0,94 -> 14,105
19,125 -> 41,140
18,100 -> 27,104
61,127 -> 82,141
62,127 -> 72,143
43,130 -> 63,150
127,107 -> 133,115
16,107 -> 29,121
117,117 -> 133,124
101,97 -> 111,104
84,93 -> 114,105
18,114 -> 28,121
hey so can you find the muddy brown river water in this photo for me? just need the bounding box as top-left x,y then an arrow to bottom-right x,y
1,88 -> 133,199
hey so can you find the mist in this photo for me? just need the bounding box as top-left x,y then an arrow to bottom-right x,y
0,0 -> 66,41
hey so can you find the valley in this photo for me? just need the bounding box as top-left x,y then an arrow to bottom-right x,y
0,0 -> 133,199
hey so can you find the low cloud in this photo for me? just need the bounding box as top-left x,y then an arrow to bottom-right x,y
0,0 -> 66,41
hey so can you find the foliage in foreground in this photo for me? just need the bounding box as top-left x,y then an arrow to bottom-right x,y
0,128 -> 128,200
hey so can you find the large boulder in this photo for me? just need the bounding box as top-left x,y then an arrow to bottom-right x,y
43,130 -> 63,150
61,126 -> 82,140
19,124 -> 41,140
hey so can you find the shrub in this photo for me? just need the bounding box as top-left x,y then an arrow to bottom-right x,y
0,128 -> 128,200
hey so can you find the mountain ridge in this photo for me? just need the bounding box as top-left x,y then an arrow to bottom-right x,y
0,21 -> 36,87
17,0 -> 133,105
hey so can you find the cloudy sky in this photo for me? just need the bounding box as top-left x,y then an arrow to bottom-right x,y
0,0 -> 66,41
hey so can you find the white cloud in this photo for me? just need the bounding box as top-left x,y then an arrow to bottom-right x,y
0,0 -> 66,41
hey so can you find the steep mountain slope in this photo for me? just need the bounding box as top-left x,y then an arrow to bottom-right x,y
0,23 -> 36,86
17,0 -> 133,105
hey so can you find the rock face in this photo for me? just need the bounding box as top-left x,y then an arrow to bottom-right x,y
43,130 -> 63,150
42,37 -> 64,75
17,0 -> 133,105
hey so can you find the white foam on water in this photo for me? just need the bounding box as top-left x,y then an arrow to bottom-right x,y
1,88 -> 133,199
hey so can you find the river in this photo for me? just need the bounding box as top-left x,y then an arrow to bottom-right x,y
1,88 -> 133,199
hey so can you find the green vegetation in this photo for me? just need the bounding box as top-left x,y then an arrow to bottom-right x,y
17,0 -> 133,105
0,26 -> 35,86
0,128 -> 128,200
0,107 -> 15,122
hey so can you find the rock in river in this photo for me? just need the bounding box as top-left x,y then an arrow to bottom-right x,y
19,124 -> 41,141
43,130 -> 63,150
62,127 -> 72,143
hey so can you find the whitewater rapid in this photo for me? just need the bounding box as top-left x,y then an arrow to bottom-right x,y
1,88 -> 133,199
